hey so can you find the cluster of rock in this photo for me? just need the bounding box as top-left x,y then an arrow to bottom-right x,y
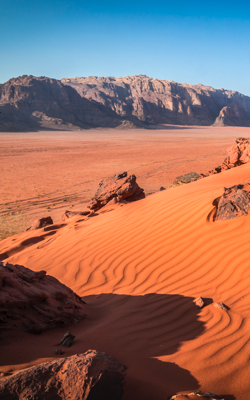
200,137 -> 250,178
88,172 -> 145,211
0,350 -> 127,400
194,297 -> 228,311
0,262 -> 86,333
214,184 -> 250,221
170,391 -> 224,399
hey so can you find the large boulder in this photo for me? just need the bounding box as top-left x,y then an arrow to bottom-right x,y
170,391 -> 224,399
0,350 -> 126,400
0,262 -> 86,333
215,184 -> 250,221
88,172 -> 145,211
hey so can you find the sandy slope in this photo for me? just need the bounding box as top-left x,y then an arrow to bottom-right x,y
2,163 -> 250,399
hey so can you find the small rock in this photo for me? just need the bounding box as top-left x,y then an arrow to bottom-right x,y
213,302 -> 227,310
60,331 -> 75,347
160,187 -> 166,191
60,210 -> 90,222
26,216 -> 53,231
194,297 -> 204,309
173,172 -> 200,185
55,349 -> 64,355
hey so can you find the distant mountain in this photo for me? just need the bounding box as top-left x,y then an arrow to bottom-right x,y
62,75 -> 250,127
0,75 -> 139,132
1,74 -> 250,131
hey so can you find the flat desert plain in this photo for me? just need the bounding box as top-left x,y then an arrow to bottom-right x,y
1,126 -> 250,399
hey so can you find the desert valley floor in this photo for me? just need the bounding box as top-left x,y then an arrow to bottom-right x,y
2,126 -> 250,399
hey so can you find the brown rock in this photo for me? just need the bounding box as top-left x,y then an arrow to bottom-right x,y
227,137 -> 250,165
88,172 -> 145,211
26,216 -> 53,231
194,297 -> 205,309
214,184 -> 250,221
0,350 -> 126,400
170,391 -> 224,399
0,262 -> 86,333
60,210 -> 90,222
213,302 -> 227,310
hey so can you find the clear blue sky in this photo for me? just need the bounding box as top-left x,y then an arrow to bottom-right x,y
1,0 -> 250,95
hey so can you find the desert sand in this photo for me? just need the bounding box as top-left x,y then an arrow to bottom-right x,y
1,127 -> 250,399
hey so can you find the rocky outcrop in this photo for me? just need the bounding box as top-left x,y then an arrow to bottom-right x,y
0,262 -> 86,333
88,172 -> 145,211
62,75 -> 250,126
214,184 -> 250,221
60,210 -> 90,222
27,216 -> 53,231
0,350 -> 126,400
173,172 -> 200,185
200,138 -> 250,179
170,392 -> 224,399
0,75 -> 138,132
213,102 -> 250,127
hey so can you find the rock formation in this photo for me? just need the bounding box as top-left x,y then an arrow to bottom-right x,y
0,262 -> 86,333
0,350 -> 126,400
199,138 -> 250,179
170,392 -> 224,399
213,102 -> 250,127
0,75 -> 138,132
214,184 -> 250,221
27,216 -> 53,230
88,172 -> 145,211
62,75 -> 250,126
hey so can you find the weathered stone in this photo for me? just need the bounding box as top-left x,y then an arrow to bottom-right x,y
88,172 -> 145,211
170,391 -> 224,399
215,184 -> 250,221
0,262 -> 86,333
160,187 -> 166,191
173,172 -> 200,185
0,350 -> 127,400
27,216 -> 53,231
60,331 -> 75,347
194,297 -> 205,309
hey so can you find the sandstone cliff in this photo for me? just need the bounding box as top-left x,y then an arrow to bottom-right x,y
62,75 -> 250,126
0,75 -> 139,131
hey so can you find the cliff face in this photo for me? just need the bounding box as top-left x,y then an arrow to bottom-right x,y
1,74 -> 250,131
0,75 -> 137,131
62,75 -> 250,126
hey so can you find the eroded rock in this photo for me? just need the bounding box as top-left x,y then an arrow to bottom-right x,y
88,172 -> 145,211
215,184 -> 250,221
170,391 -> 224,399
0,350 -> 126,400
0,262 -> 86,333
27,216 -> 53,231
213,302 -> 227,310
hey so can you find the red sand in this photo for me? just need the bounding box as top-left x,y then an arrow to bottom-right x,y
1,127 -> 250,399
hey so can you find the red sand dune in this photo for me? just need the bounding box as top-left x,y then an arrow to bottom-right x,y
2,157 -> 250,399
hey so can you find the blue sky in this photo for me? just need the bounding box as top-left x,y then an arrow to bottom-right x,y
1,0 -> 250,95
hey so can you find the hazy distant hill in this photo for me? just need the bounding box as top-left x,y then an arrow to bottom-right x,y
0,75 -> 139,132
1,74 -> 250,131
62,74 -> 250,127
